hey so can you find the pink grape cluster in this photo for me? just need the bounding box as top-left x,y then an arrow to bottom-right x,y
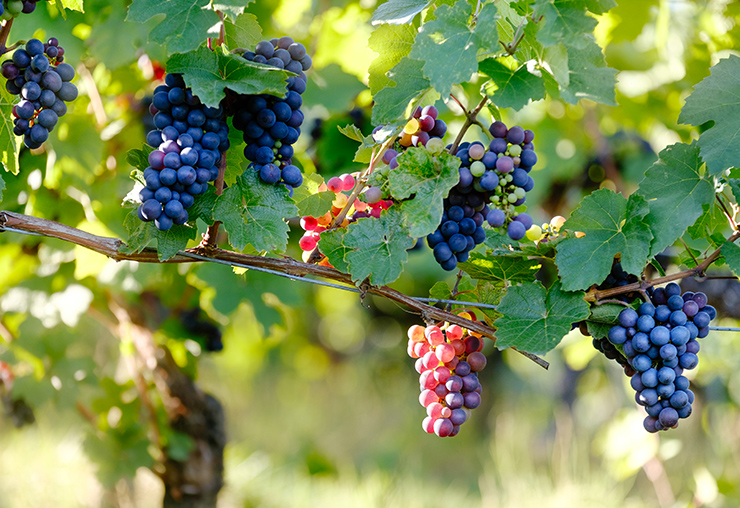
407,319 -> 487,437
379,105 -> 448,169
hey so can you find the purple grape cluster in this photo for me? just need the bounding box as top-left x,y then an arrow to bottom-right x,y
426,121 -> 537,270
2,38 -> 76,149
0,0 -> 50,18
138,73 -> 229,231
607,282 -> 716,432
232,36 -> 309,191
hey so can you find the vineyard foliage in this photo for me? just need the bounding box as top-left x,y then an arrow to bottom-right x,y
0,0 -> 740,497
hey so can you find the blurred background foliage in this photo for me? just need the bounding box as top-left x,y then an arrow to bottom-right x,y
1,0 -> 740,506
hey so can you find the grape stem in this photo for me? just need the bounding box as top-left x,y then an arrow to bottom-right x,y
445,270 -> 465,313
589,229 -> 740,301
679,237 -> 700,267
0,209 -> 550,369
448,95 -> 489,155
200,153 -> 228,251
0,18 -> 14,55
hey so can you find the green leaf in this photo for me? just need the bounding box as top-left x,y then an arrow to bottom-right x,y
480,59 -> 546,110
368,24 -> 417,96
127,0 -> 220,55
729,179 -> 740,205
212,169 -> 297,252
559,35 -> 617,106
291,173 -> 335,218
722,241 -> 740,279
372,57 -> 437,125
0,173 -> 4,202
317,229 -> 350,273
121,208 -> 197,261
637,142 -> 714,257
679,55 -> 740,174
166,46 -> 289,108
0,86 -> 21,175
583,0 -> 616,14
585,303 -> 625,340
409,1 -> 498,97
459,253 -> 540,284
389,148 -> 461,237
224,13 -> 262,50
534,0 -> 597,47
371,0 -> 431,24
213,0 -> 255,17
324,208 -> 414,285
494,281 -> 590,355
687,203 -> 726,240
126,146 -> 154,172
555,189 -> 652,291
57,0 -> 84,12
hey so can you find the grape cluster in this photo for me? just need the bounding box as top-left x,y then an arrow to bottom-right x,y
298,173 -> 392,264
138,73 -> 229,231
407,319 -> 487,437
380,105 -> 448,168
0,0 -> 49,17
598,260 -> 640,302
233,36 -> 310,190
426,121 -> 537,271
606,282 -> 716,432
2,38 -> 76,149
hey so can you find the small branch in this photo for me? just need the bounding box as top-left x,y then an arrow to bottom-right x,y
0,18 -> 14,55
679,238 -> 700,268
201,154 -> 228,250
0,210 -> 550,369
717,194 -> 738,230
446,270 -> 464,312
448,95 -> 489,155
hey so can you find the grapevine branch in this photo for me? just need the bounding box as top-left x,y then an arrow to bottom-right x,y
589,230 -> 740,301
0,210 -> 549,369
448,96 -> 489,155
0,18 -> 14,55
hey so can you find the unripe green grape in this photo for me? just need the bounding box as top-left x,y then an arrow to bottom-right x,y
507,193 -> 517,203
491,195 -> 500,203
515,187 -> 526,199
508,144 -> 522,157
505,174 -> 513,183
426,137 -> 445,154
470,160 -> 485,177
7,1 -> 23,16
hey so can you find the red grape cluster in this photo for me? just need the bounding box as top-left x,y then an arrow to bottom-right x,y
407,318 -> 487,437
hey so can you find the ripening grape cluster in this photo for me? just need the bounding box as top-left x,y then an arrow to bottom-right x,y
298,173 -> 392,263
234,36 -> 310,190
597,260 -> 641,303
380,105 -> 448,169
427,121 -> 537,271
2,38 -> 77,149
0,0 -> 49,17
407,320 -> 487,437
138,73 -> 229,231
606,282 -> 716,432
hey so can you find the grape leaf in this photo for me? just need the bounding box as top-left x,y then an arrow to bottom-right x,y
337,125 -> 378,163
729,179 -> 740,205
224,13 -> 262,50
494,281 -> 590,355
0,86 -> 21,175
317,229 -> 350,273
534,0 -> 597,47
325,208 -> 414,285
637,142 -> 714,257
409,1 -> 498,97
213,0 -> 255,17
585,303 -> 624,340
583,0 -> 617,14
291,173 -> 335,218
480,59 -> 546,110
127,0 -> 220,55
687,203 -> 725,240
679,55 -> 740,174
459,253 -> 541,284
166,46 -> 289,108
368,24 -> 417,95
559,35 -> 617,106
555,189 -> 652,291
126,147 -> 154,172
372,57 -> 437,124
390,149 -> 461,237
54,0 -> 83,13
121,209 -> 197,261
371,0 -> 431,24
212,169 -> 297,252
722,241 -> 740,279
